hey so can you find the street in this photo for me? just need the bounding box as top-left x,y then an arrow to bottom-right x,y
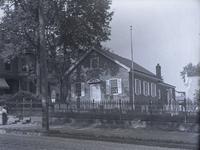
0,133 -> 187,150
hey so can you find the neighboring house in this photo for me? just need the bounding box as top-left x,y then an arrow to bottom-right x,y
175,74 -> 200,113
65,49 -> 176,112
0,51 -> 58,97
184,75 -> 200,102
0,51 -> 36,96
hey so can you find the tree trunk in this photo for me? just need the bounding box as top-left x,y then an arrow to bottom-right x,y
60,79 -> 63,102
36,44 -> 41,95
39,0 -> 49,131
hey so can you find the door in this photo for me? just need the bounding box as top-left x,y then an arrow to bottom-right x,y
90,84 -> 101,102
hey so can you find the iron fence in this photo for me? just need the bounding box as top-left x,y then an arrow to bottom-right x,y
54,99 -> 132,113
52,99 -> 199,116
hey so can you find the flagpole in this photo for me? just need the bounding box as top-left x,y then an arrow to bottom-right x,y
130,26 -> 135,110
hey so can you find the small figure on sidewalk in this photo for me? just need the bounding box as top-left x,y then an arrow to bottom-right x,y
2,106 -> 8,125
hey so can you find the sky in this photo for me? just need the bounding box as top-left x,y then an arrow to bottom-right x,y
104,0 -> 200,91
0,0 -> 199,92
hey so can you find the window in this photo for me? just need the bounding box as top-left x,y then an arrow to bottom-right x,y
110,79 -> 118,94
135,79 -> 141,95
106,78 -> 122,95
167,88 -> 173,104
90,57 -> 99,68
4,61 -> 11,71
75,82 -> 85,97
143,81 -> 150,96
22,64 -> 29,72
151,83 -> 157,97
158,89 -> 161,99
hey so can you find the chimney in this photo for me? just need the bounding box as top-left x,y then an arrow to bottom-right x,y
156,64 -> 161,79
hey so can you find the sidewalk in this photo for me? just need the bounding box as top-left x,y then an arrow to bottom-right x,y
0,118 -> 199,149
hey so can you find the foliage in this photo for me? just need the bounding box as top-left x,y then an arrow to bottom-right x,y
194,89 -> 200,107
0,0 -> 113,100
8,90 -> 40,102
0,0 -> 113,60
181,63 -> 200,107
180,62 -> 200,82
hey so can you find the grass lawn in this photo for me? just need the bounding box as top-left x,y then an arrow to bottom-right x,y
51,122 -> 199,145
1,116 -> 198,146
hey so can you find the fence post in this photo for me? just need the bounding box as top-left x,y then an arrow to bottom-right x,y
149,99 -> 153,126
119,99 -> 122,113
30,99 -> 32,121
77,97 -> 80,113
119,99 -> 122,122
184,93 -> 187,123
22,98 -> 24,120
92,99 -> 95,112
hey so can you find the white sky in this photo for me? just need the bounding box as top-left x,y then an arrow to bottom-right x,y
0,0 -> 200,91
104,0 -> 200,91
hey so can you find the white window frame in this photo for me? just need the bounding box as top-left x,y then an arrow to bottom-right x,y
143,81 -> 150,96
108,78 -> 122,95
135,79 -> 141,95
151,83 -> 157,97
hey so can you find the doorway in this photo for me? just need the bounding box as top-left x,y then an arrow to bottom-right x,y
90,84 -> 101,102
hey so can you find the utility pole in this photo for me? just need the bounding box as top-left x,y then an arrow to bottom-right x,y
39,0 -> 49,131
130,26 -> 135,110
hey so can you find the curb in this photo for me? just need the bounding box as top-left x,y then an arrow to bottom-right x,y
0,128 -> 198,150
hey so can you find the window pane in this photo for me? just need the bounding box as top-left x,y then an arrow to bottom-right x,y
110,79 -> 118,94
135,79 -> 141,95
143,81 -> 149,96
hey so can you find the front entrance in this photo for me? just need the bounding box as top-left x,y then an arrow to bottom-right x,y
90,84 -> 101,102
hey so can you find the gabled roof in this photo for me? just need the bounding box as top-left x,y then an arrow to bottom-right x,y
65,49 -> 158,80
96,49 -> 157,78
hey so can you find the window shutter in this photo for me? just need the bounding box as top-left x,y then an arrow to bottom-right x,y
158,89 -> 161,99
81,82 -> 85,96
117,79 -> 122,94
134,79 -> 137,94
143,82 -> 145,95
106,80 -> 110,95
71,84 -> 75,98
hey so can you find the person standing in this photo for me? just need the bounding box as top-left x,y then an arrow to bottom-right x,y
2,106 -> 7,125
